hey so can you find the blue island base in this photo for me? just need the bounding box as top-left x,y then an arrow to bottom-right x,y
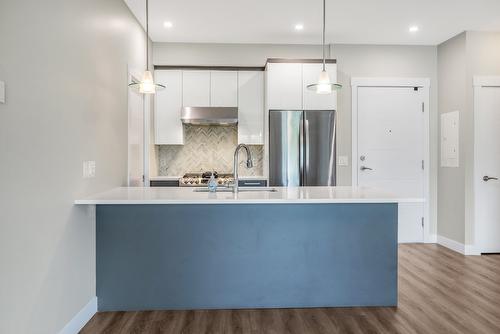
96,203 -> 397,311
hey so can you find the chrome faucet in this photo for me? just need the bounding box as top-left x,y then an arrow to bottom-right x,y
232,144 -> 253,193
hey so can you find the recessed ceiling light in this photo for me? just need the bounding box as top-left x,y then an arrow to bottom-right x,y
163,21 -> 173,28
295,24 -> 304,31
409,25 -> 419,33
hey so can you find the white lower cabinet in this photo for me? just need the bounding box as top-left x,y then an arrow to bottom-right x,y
154,70 -> 184,145
238,71 -> 264,144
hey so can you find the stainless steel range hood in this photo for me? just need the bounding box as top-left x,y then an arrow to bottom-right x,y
181,107 -> 238,126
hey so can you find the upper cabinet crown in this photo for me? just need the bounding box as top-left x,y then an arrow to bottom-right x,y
266,62 -> 338,110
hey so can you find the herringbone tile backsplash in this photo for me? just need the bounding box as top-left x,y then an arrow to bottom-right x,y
158,125 -> 264,176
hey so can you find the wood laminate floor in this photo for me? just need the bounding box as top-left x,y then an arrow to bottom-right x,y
81,244 -> 500,334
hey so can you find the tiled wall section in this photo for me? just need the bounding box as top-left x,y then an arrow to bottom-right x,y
158,125 -> 264,176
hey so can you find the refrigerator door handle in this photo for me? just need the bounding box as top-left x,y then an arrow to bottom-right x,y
299,117 -> 304,185
304,119 -> 310,184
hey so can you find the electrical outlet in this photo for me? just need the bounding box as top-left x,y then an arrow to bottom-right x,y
0,81 -> 5,104
83,161 -> 96,178
337,156 -> 349,166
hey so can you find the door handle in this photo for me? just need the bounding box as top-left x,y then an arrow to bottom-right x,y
483,175 -> 498,182
360,166 -> 373,171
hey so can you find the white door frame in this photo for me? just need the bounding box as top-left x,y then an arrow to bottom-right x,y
351,77 -> 431,242
127,66 -> 150,187
473,76 -> 500,254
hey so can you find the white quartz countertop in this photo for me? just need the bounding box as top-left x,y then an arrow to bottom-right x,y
149,176 -> 267,181
74,186 -> 424,205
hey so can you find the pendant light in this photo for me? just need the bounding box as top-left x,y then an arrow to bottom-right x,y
129,0 -> 165,94
306,0 -> 342,94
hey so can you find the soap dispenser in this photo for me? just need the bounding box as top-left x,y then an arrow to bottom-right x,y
208,172 -> 217,192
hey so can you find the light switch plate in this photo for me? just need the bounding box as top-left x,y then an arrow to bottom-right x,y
83,161 -> 96,178
0,81 -> 5,104
337,156 -> 349,166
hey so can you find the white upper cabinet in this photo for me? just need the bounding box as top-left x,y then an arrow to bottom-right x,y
302,63 -> 338,110
266,63 -> 303,110
182,71 -> 210,107
211,71 -> 238,107
238,71 -> 264,144
154,70 -> 184,145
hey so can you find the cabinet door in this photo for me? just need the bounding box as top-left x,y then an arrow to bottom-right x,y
238,71 -> 264,144
211,71 -> 238,107
182,71 -> 210,107
154,70 -> 183,144
266,63 -> 303,110
302,63 -> 338,110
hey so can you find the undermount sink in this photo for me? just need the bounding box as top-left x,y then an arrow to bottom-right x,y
193,187 -> 278,193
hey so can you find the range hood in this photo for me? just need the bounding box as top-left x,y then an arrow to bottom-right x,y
181,107 -> 238,126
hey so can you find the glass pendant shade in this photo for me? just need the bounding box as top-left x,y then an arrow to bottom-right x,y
129,71 -> 165,94
307,70 -> 342,94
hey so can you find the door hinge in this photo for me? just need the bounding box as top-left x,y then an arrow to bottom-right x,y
421,217 -> 424,228
422,102 -> 425,113
421,160 -> 425,170
142,174 -> 145,183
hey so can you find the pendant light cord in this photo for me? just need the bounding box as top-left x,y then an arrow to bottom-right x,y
322,0 -> 326,71
146,0 -> 149,70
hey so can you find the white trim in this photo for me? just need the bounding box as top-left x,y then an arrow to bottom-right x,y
351,77 -> 430,88
58,297 -> 97,334
351,77 -> 431,244
465,244 -> 481,256
437,235 -> 480,256
128,66 -> 147,187
473,76 -> 500,87
427,234 -> 437,244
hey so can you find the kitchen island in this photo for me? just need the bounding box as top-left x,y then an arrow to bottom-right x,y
76,186 -> 422,312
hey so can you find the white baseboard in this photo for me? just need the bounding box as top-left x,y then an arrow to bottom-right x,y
59,297 -> 97,334
437,235 -> 480,255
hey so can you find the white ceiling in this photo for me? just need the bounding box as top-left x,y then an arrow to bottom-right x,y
124,0 -> 500,45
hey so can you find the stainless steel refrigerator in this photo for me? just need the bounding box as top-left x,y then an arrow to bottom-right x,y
269,110 -> 336,186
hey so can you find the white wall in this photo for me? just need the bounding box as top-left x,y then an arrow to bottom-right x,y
0,0 -> 147,333
437,31 -> 500,246
153,42 -> 324,66
153,42 -> 439,235
437,33 -> 467,244
332,44 -> 439,236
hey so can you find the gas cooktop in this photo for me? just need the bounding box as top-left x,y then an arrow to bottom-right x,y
179,172 -> 234,187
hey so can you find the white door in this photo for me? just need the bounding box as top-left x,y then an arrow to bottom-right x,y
355,86 -> 426,243
474,80 -> 500,253
128,74 -> 144,187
